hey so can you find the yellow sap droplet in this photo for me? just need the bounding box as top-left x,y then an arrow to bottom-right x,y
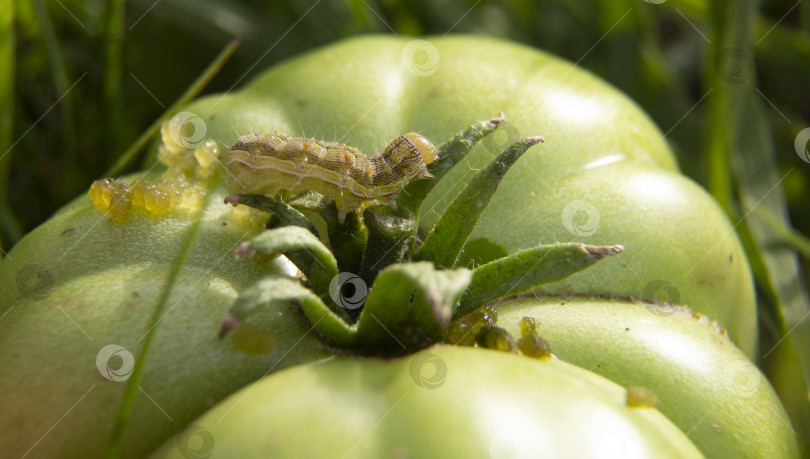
182,185 -> 206,209
229,322 -> 275,355
89,179 -> 132,220
88,180 -> 108,207
475,325 -> 517,353
129,181 -> 149,208
194,142 -> 218,169
517,335 -> 551,359
144,186 -> 171,213
444,322 -> 476,346
626,386 -> 658,408
108,192 -> 132,221
518,316 -> 538,336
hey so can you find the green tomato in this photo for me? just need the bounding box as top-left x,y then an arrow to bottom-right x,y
150,345 -> 704,459
494,297 -> 797,458
0,34 -> 766,458
0,173 -> 331,458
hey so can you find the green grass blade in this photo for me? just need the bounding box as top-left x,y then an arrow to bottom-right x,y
0,0 -> 21,253
102,0 -> 126,161
732,90 -> 810,399
104,38 -> 240,177
31,0 -> 77,169
752,206 -> 810,259
703,0 -> 758,211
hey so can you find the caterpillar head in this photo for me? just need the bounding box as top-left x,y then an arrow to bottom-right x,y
385,133 -> 438,180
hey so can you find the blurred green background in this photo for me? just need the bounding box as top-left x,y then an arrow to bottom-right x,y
2,0 -> 809,451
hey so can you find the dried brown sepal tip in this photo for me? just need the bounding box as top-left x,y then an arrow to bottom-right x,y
583,244 -> 625,261
219,313 -> 240,340
488,112 -> 506,129
474,325 -> 518,353
233,241 -> 254,259
524,135 -> 545,145
224,194 -> 242,206
626,386 -> 658,408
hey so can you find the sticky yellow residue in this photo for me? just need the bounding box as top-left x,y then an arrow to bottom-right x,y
474,325 -> 517,353
517,335 -> 552,359
157,113 -> 219,179
88,167 -> 207,221
444,305 -> 499,346
229,322 -> 275,355
444,322 -> 476,346
89,179 -> 132,220
518,316 -> 538,336
626,386 -> 658,408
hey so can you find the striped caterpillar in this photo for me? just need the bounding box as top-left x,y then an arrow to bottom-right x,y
226,133 -> 438,214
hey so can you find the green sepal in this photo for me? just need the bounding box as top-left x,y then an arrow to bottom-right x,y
224,276 -> 359,347
398,112 -> 504,213
354,262 -> 472,350
235,226 -> 338,291
225,193 -> 317,235
289,192 -> 367,275
224,262 -> 472,351
457,243 -> 624,316
359,205 -> 417,285
415,136 -> 544,268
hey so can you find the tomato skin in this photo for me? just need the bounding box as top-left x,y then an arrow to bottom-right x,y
0,35 -> 767,458
149,345 -> 705,459
0,179 -> 331,458
473,163 -> 757,357
494,297 -> 797,458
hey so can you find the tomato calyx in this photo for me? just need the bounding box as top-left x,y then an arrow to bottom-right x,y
221,113 -> 624,355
